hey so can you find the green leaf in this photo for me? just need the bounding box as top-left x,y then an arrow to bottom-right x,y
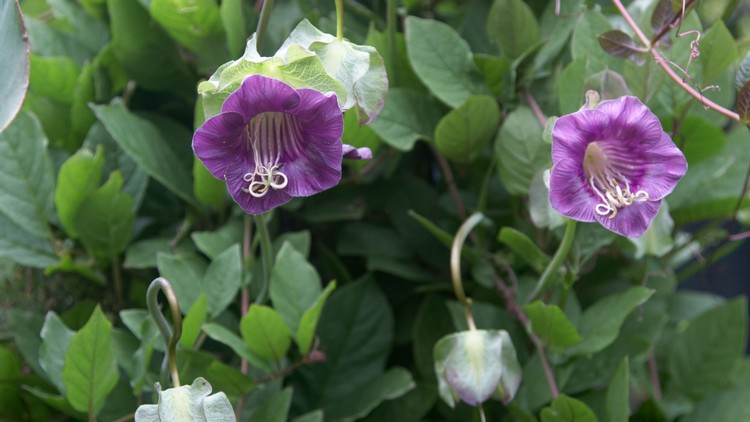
369,88 -> 443,151
682,388 -> 750,422
669,127 -> 750,223
668,116 -> 727,165
157,252 -> 207,313
180,293 -> 208,349
667,298 -> 747,398
149,0 -> 225,69
327,367 -> 415,421
62,305 -> 119,417
0,111 -> 55,239
28,55 -> 79,104
7,310 -> 46,378
55,146 -> 104,238
134,377 -> 235,422
272,230 -> 311,258
193,156 -> 226,208
495,106 -> 548,195
571,9 -> 614,73
202,244 -> 242,317
191,219 -> 243,260
487,0 -> 540,59
498,227 -> 551,274
557,58 -> 587,114
405,16 -> 487,108
700,20 -> 737,84
568,287 -> 654,356
246,387 -> 292,422
39,312 -> 75,394
240,305 -> 291,363
0,205 -> 57,267
124,237 -> 181,269
0,0 -> 29,132
73,171 -> 134,261
47,0 -> 108,54
541,395 -> 598,422
93,102 -> 196,205
597,30 -> 645,64
523,301 -> 582,350
435,95 -> 500,163
295,278 -> 394,415
220,0 -> 245,58
270,242 -> 322,335
606,358 -> 629,422
202,323 -> 270,371
296,282 -> 336,355
107,0 -> 195,96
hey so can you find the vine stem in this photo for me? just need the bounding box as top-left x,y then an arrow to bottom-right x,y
255,0 -> 275,54
235,215 -> 254,421
146,277 -> 182,388
611,0 -> 740,121
253,214 -> 274,304
528,219 -> 577,302
335,0 -> 344,41
451,213 -> 485,330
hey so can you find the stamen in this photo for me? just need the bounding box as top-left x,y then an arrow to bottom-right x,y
584,142 -> 650,219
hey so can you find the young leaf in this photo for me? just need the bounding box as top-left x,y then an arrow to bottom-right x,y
240,305 -> 291,364
597,30 -> 645,64
296,282 -> 336,355
180,293 -> 208,349
39,312 -> 76,394
191,219 -> 243,260
498,227 -> 551,274
495,106 -> 548,195
55,146 -> 104,238
73,171 -> 134,262
62,306 -> 119,417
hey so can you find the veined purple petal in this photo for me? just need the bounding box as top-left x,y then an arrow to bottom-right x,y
343,145 -> 372,160
549,95 -> 687,238
192,75 -> 360,215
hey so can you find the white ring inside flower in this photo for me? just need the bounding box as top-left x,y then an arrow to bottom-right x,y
240,112 -> 300,197
584,142 -> 649,219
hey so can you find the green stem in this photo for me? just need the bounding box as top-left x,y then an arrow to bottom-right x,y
335,0 -> 344,41
386,0 -> 398,85
528,219 -> 577,302
147,277 -> 182,388
255,0 -> 275,55
451,212 -> 485,330
253,214 -> 274,304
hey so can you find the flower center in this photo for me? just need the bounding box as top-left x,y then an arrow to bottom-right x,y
583,142 -> 649,219
240,112 -> 303,197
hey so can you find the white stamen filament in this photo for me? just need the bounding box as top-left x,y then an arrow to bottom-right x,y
585,143 -> 650,219
240,112 -> 300,197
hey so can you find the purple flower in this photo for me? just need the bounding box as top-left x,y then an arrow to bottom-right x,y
193,75 -> 371,214
549,96 -> 687,238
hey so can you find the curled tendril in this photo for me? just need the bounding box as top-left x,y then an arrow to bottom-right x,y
147,277 -> 182,388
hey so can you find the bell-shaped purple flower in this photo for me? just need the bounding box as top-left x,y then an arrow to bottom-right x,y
193,75 -> 371,214
549,96 -> 687,238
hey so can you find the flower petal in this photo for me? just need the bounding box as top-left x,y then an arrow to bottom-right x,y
193,112 -> 246,179
549,159 -> 597,222
637,133 -> 688,200
596,96 -> 662,144
224,160 -> 294,214
596,199 -> 661,238
291,89 -> 344,138
222,75 -> 302,120
282,133 -> 343,197
343,145 -> 372,160
551,109 -> 609,164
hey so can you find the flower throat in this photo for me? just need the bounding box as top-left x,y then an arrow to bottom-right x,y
584,142 -> 649,219
241,112 -> 302,197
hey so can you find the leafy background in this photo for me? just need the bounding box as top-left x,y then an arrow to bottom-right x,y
2,0 -> 750,421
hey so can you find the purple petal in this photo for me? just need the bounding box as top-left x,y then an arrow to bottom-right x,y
551,109 -> 609,165
225,160 -> 294,214
549,159 -> 597,222
637,133 -> 688,200
193,112 -> 246,179
343,145 -> 372,160
222,75 -> 302,120
596,199 -> 661,238
596,96 -> 663,144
